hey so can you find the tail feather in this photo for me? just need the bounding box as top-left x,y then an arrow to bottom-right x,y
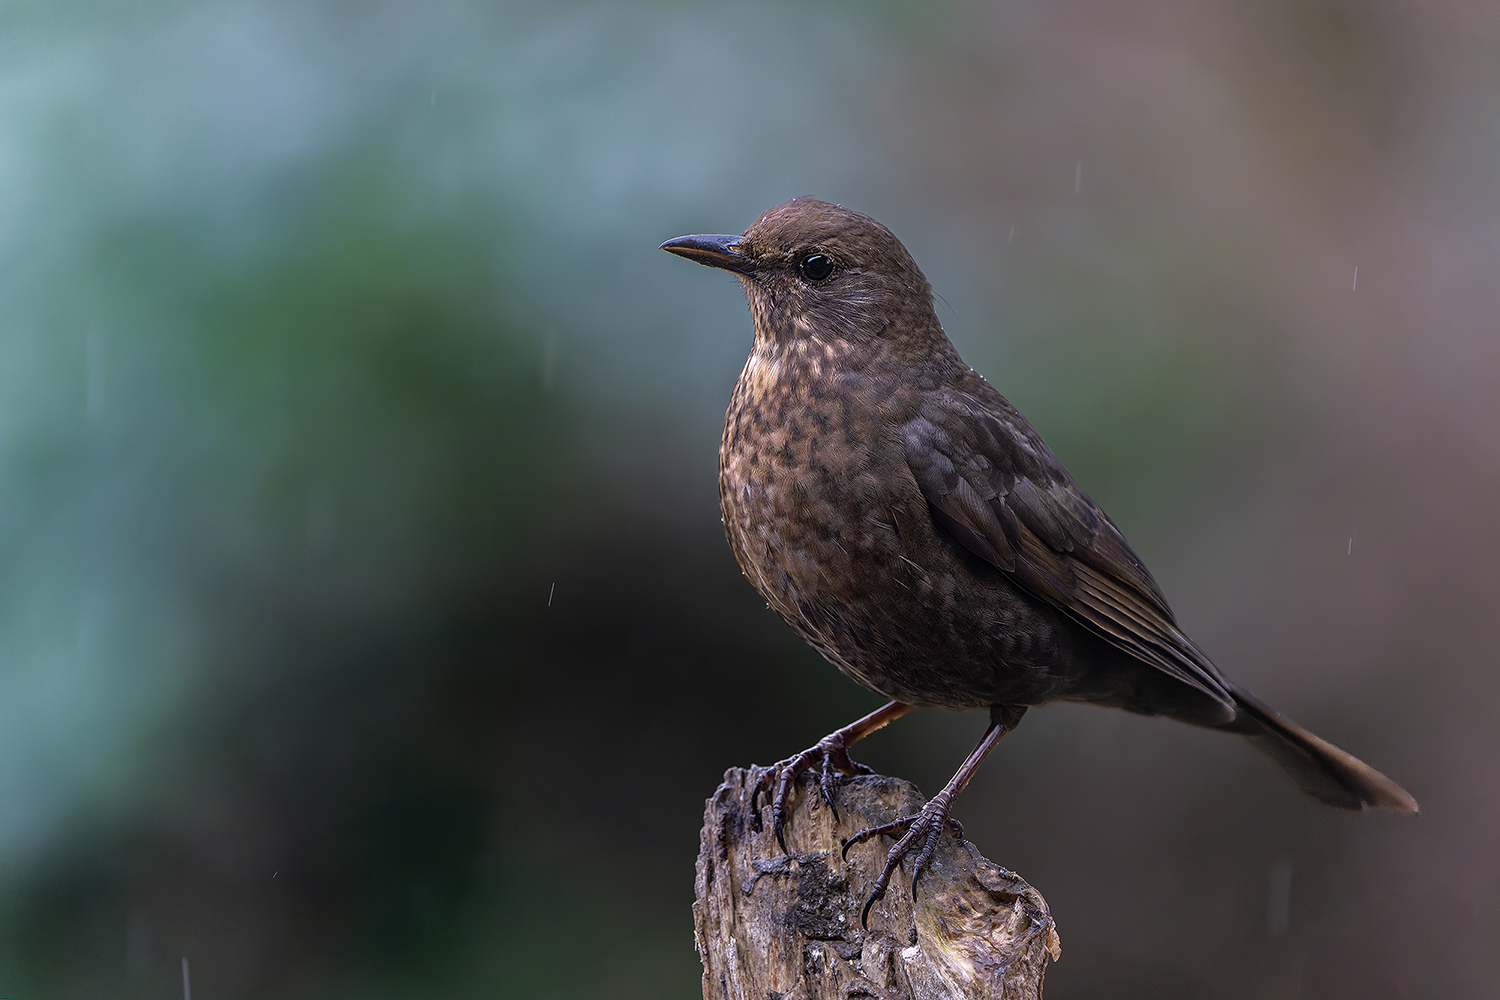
1227,685 -> 1418,813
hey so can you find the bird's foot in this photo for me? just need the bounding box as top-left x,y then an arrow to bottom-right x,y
751,733 -> 874,853
841,791 -> 964,928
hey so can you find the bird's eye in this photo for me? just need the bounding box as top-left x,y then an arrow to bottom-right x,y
799,254 -> 834,282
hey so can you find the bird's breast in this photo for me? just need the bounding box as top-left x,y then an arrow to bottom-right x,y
715,343 -> 1090,709
718,344 -> 950,674
720,342 -> 902,549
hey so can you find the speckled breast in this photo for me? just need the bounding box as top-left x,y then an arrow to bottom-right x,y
715,340 -> 1052,710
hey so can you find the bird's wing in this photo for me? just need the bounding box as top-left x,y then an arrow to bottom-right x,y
900,384 -> 1234,709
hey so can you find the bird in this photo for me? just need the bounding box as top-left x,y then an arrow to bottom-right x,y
661,197 -> 1416,924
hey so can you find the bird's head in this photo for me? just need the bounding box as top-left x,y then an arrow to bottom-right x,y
662,198 -> 950,359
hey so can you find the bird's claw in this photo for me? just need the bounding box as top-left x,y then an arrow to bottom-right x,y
750,733 -> 874,853
841,793 -> 963,928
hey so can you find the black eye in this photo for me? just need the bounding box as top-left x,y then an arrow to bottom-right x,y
799,253 -> 834,282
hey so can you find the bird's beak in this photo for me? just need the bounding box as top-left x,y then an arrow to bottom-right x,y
660,234 -> 754,275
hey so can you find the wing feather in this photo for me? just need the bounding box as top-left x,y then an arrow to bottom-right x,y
902,386 -> 1233,710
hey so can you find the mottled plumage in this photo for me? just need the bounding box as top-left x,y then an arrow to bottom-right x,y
663,198 -> 1415,917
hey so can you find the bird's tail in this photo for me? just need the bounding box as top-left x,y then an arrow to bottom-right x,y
1224,684 -> 1418,813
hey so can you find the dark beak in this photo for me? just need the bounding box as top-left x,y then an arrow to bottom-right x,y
660,234 -> 754,275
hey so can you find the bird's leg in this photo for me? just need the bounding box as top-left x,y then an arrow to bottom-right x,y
843,703 -> 1027,928
752,700 -> 914,852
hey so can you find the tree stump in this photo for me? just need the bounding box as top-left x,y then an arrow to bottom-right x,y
693,766 -> 1060,1000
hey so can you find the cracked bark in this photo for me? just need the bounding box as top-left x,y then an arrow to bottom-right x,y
693,767 -> 1060,1000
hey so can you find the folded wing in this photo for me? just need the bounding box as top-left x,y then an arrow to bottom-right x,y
901,385 -> 1235,717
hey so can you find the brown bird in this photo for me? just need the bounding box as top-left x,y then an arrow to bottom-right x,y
661,197 -> 1416,924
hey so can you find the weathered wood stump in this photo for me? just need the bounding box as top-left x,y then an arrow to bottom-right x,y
694,766 -> 1060,1000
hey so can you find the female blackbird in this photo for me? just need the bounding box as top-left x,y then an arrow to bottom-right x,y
662,198 -> 1416,922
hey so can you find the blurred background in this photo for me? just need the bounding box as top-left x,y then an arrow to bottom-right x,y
1,0 -> 1497,996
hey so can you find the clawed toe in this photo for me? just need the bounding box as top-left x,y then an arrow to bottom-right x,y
843,793 -> 964,929
743,701 -> 916,854
750,738 -> 872,853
